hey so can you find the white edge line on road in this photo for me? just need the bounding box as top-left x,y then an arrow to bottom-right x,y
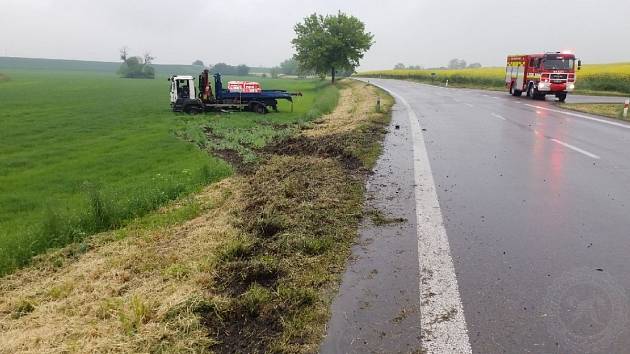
491,113 -> 507,121
366,80 -> 472,354
550,139 -> 600,159
524,103 -> 630,129
464,103 -> 474,108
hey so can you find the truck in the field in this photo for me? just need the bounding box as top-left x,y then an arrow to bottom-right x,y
505,52 -> 581,102
169,69 -> 301,114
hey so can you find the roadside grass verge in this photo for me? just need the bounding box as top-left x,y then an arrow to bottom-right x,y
206,81 -> 393,353
0,73 -> 9,82
0,70 -> 328,275
0,79 -> 394,353
358,62 -> 630,96
558,103 -> 630,121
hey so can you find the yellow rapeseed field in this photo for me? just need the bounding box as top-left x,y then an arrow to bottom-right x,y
359,63 -> 630,95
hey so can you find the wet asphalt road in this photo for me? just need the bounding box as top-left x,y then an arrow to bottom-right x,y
324,79 -> 630,354
321,89 -> 422,353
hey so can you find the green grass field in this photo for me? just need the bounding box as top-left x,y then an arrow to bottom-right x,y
0,68 -> 331,275
359,62 -> 630,95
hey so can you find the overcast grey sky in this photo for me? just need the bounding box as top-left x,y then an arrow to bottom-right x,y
2,0 -> 629,70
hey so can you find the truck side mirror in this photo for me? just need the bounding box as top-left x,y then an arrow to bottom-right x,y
577,60 -> 582,70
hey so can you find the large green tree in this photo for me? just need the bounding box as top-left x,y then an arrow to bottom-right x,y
292,12 -> 373,83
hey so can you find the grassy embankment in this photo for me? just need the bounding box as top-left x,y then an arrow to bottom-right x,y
559,103 -> 629,121
359,62 -> 630,96
0,79 -> 394,353
0,69 -> 330,275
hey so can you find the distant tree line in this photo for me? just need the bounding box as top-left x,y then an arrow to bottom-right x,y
117,47 -> 155,79
393,60 -> 482,70
267,58 -> 314,78
394,63 -> 424,70
447,58 -> 482,69
211,63 -> 250,76
268,57 -> 355,80
190,60 -> 250,76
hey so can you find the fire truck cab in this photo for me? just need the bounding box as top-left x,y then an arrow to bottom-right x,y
505,52 -> 581,102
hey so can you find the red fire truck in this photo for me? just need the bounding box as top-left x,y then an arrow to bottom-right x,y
505,52 -> 581,102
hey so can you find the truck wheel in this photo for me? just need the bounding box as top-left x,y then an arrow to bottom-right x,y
528,84 -> 542,100
184,105 -> 202,115
511,85 -> 522,97
557,93 -> 567,103
253,103 -> 267,114
528,84 -> 535,99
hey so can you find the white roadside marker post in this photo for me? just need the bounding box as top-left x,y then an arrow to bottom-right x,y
445,79 -> 449,87
624,99 -> 629,118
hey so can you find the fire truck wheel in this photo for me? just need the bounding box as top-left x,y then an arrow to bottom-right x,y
511,85 -> 522,97
528,85 -> 537,99
557,93 -> 567,103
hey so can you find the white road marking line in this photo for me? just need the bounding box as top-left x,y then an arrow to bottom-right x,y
491,96 -> 500,100
491,113 -> 507,121
524,104 -> 630,129
464,103 -> 474,108
550,139 -> 600,159
372,84 -> 472,354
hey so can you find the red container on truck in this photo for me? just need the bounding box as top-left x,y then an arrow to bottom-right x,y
227,81 -> 262,93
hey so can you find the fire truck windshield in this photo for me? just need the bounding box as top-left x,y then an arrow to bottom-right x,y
543,58 -> 575,70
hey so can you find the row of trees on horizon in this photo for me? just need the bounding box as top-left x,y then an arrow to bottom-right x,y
393,58 -> 483,71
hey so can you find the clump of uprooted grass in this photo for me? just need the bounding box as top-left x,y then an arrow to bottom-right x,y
206,156 -> 363,353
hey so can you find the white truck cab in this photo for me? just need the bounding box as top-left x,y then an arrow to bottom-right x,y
168,75 -> 196,105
